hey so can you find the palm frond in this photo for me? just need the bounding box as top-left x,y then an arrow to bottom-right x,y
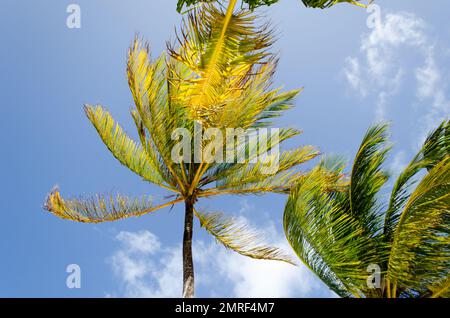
202,127 -> 301,185
429,276 -> 450,298
169,4 -> 293,129
215,146 -> 319,191
195,209 -> 295,264
349,123 -> 390,236
384,120 -> 450,242
127,39 -> 190,192
43,188 -> 179,223
284,166 -> 377,297
386,157 -> 450,296
84,105 -> 169,187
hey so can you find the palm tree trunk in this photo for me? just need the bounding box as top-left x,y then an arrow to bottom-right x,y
182,197 -> 195,298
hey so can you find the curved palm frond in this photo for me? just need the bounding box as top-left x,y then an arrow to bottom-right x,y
213,145 -> 319,192
284,121 -> 449,298
349,123 -> 390,236
169,4 -> 297,129
44,188 -> 183,223
127,40 -> 190,192
384,120 -> 450,242
386,157 -> 450,297
195,209 -> 295,264
429,276 -> 450,298
84,105 -> 170,188
284,165 -> 376,298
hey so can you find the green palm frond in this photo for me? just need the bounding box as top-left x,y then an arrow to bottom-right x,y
384,120 -> 450,242
284,165 -> 379,297
84,105 -> 169,187
195,209 -> 295,264
349,123 -> 390,235
44,188 -> 171,223
284,121 -> 449,298
386,157 -> 450,297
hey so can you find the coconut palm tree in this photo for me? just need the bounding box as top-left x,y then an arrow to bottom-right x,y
284,120 -> 450,298
177,0 -> 369,13
44,3 -> 335,298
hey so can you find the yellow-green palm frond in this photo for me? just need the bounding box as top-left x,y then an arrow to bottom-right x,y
386,157 -> 450,297
214,146 -> 320,193
284,166 -> 377,298
429,276 -> 450,298
201,127 -> 301,186
84,105 -> 170,188
195,209 -> 295,264
216,59 -> 302,129
127,39 -> 191,192
44,188 -> 178,223
384,120 -> 450,242
168,4 -> 295,128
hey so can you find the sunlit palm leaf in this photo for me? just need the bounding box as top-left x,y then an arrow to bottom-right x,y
127,40 -> 189,192
349,123 -> 390,236
384,120 -> 450,242
215,148 -> 319,191
386,157 -> 450,297
45,188 -> 156,223
284,165 -> 379,297
84,105 -> 167,186
202,128 -> 301,186
195,209 -> 295,264
429,276 -> 450,298
169,4 -> 293,129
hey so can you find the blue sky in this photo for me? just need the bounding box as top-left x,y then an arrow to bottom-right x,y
0,0 -> 449,297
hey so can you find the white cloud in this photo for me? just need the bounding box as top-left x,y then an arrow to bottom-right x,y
344,12 -> 427,120
415,52 -> 450,144
108,225 -> 334,298
215,239 -> 333,298
109,231 -> 182,298
116,230 -> 161,254
343,10 -> 449,146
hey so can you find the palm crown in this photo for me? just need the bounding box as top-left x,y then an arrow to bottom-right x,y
44,3 -> 334,297
284,120 -> 450,298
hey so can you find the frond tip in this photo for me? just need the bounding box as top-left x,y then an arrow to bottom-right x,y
44,188 -> 154,223
195,209 -> 296,265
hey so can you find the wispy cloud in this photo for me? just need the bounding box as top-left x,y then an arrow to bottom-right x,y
107,225 -> 334,298
343,9 -> 449,147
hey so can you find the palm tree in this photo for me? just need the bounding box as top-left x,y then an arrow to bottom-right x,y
44,3 -> 329,298
284,120 -> 450,298
176,0 -> 369,13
